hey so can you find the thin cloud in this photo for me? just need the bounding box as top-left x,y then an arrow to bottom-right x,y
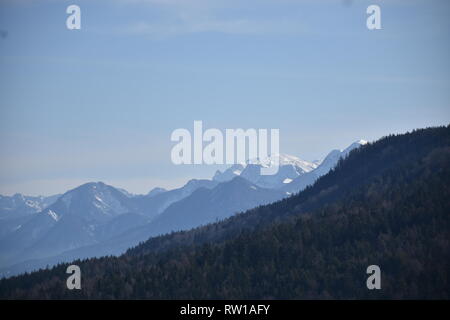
122,18 -> 304,37
109,0 -> 306,37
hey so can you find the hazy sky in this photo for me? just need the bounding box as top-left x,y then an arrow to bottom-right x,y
0,0 -> 449,195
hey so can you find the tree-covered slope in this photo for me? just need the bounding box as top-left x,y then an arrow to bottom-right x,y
0,126 -> 449,299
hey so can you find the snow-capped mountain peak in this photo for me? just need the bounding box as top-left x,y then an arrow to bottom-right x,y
248,153 -> 317,171
43,182 -> 135,222
213,153 -> 317,189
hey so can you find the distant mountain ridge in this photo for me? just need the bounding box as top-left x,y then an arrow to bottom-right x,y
282,139 -> 367,194
1,126 -> 448,298
0,193 -> 60,244
0,193 -> 60,219
0,140 -> 367,277
213,153 -> 318,188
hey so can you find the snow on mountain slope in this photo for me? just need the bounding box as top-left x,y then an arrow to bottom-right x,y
0,193 -> 60,240
0,179 -> 221,271
213,154 -> 317,189
0,182 -> 140,268
0,193 -> 60,219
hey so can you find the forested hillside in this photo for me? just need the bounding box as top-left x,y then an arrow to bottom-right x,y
0,126 -> 449,299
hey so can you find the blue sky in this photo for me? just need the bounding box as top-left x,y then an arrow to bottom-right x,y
0,0 -> 449,195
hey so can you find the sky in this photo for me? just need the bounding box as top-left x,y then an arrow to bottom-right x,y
0,0 -> 449,196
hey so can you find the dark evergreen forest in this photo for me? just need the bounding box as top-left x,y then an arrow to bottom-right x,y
1,126 -> 449,299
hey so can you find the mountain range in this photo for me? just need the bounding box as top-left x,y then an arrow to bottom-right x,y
1,126 -> 448,299
0,139 -> 366,277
